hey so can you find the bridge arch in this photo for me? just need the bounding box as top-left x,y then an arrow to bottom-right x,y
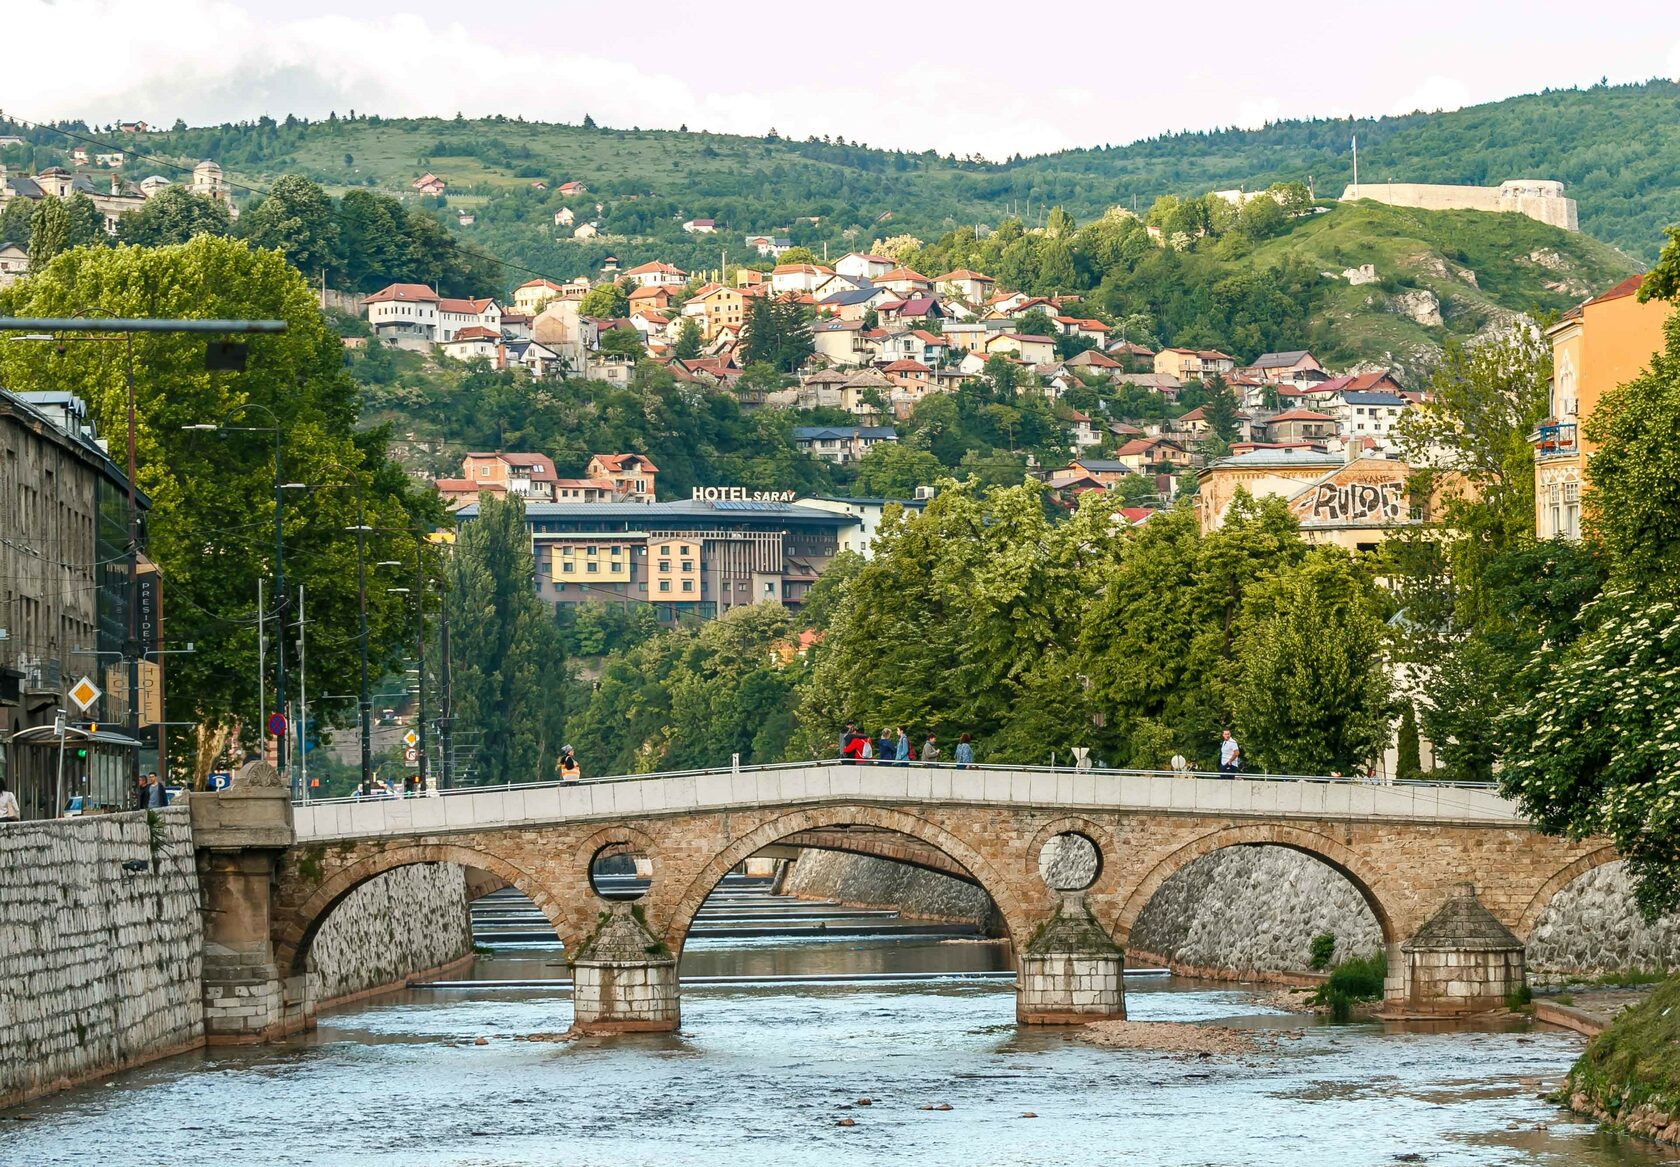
1112,823 -> 1399,946
1515,843 -> 1622,940
273,843 -> 566,978
661,804 -> 1032,955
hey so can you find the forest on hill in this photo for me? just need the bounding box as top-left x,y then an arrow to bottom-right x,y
5,77 -> 1676,264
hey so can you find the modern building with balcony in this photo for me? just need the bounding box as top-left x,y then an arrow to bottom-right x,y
1535,275 -> 1675,540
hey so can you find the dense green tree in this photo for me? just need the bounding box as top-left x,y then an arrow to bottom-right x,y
1079,495 -> 1307,767
568,603 -> 802,773
0,197 -> 34,247
1501,589 -> 1680,917
239,175 -> 340,278
1396,702 -> 1422,779
61,194 -> 105,249
671,316 -> 704,360
26,196 -> 68,272
1497,287 -> 1680,915
793,482 -> 1123,761
579,280 -> 629,318
116,186 -> 234,246
1230,549 -> 1392,775
740,293 -> 814,372
444,493 -> 570,785
854,442 -> 943,497
596,325 -> 644,358
334,189 -> 411,291
0,236 -> 430,777
1202,373 -> 1240,440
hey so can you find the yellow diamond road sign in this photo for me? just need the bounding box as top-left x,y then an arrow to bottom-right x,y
403,729 -> 419,748
68,675 -> 102,712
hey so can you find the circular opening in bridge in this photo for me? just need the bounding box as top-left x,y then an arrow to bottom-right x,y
589,843 -> 652,901
1038,832 -> 1101,892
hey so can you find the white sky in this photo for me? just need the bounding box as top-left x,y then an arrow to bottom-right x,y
7,0 -> 1680,159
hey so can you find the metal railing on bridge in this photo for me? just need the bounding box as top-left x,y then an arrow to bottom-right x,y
290,757 -> 1498,808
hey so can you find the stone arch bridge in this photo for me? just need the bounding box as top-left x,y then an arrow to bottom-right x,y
189,762 -> 1613,1039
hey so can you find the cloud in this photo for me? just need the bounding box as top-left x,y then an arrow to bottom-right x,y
7,0 -> 1093,159
1389,75 -> 1473,116
1234,98 -> 1282,130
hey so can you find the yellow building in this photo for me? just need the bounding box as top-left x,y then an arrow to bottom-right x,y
685,283 -> 750,341
552,540 -> 635,585
1535,274 -> 1675,539
648,537 -> 700,598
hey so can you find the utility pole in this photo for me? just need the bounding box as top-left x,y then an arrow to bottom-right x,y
123,335 -> 141,794
296,586 -> 307,799
256,577 -> 266,757
414,541 -> 428,793
355,493 -> 372,791
270,421 -> 288,785
439,598 -> 453,789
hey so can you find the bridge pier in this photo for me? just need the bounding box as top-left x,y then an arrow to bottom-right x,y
1017,893 -> 1126,1024
190,762 -> 314,1042
1390,883 -> 1527,1015
570,903 -> 679,1034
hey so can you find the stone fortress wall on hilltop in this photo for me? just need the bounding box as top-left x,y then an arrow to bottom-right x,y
1341,179 -> 1579,231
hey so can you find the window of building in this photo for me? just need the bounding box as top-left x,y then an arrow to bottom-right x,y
681,580 -> 694,592
586,562 -> 598,573
681,561 -> 694,572
561,561 -> 574,573
659,560 -> 670,572
658,581 -> 671,593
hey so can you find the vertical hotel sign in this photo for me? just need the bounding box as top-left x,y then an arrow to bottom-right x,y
136,561 -> 163,726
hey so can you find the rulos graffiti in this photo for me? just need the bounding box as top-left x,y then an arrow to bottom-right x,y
1299,479 -> 1405,523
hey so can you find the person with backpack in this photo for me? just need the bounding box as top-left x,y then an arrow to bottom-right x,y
841,724 -> 868,764
557,745 -> 581,782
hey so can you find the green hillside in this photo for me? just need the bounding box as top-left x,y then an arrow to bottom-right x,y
14,78 -> 1675,263
1250,200 -> 1637,375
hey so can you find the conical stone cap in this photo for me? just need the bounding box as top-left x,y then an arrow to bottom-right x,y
1401,883 -> 1523,953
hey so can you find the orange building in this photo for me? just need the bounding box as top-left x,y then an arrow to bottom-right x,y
1535,274 -> 1675,540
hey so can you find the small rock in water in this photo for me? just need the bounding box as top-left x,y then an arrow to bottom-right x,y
856,1097 -> 872,1106
473,1037 -> 489,1046
1506,1121 -> 1520,1130
1393,1155 -> 1425,1163
918,1105 -> 934,1111
836,1118 -> 856,1128
1021,1112 -> 1038,1119
934,1103 -> 954,1112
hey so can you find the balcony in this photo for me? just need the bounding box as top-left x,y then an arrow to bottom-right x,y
1533,422 -> 1578,461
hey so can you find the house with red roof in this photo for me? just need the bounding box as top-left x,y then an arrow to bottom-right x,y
438,296 -> 502,342
878,295 -> 944,325
365,282 -> 441,342
682,218 -> 716,234
934,269 -> 996,304
834,253 -> 896,280
412,173 -> 445,196
623,261 -> 688,289
586,453 -> 659,503
1262,408 -> 1337,445
875,267 -> 931,296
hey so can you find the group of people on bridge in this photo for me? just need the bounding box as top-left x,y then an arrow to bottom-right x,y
839,723 -> 974,768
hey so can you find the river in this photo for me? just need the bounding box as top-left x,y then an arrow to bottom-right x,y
4,881 -> 1674,1167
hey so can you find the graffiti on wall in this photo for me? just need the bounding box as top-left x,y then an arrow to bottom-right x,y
1296,478 -> 1406,524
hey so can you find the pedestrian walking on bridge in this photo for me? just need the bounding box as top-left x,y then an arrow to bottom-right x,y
954,734 -> 974,769
557,745 -> 581,782
1218,730 -> 1241,776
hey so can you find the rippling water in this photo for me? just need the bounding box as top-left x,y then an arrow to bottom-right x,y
6,888 -> 1676,1167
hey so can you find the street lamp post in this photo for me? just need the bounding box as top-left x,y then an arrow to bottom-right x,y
183,403 -> 292,790
381,536 -> 429,792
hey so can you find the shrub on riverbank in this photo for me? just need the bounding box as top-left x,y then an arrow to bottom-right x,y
1564,973 -> 1680,1146
1311,952 -> 1387,1020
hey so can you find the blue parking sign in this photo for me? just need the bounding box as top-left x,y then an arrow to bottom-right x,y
207,772 -> 233,791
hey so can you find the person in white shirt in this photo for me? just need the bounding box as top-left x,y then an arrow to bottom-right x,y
1218,730 -> 1241,776
0,778 -> 20,822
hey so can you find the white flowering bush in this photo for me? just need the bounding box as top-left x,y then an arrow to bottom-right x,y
1501,589 -> 1680,919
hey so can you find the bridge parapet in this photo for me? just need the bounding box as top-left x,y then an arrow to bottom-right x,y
293,764 -> 1524,844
